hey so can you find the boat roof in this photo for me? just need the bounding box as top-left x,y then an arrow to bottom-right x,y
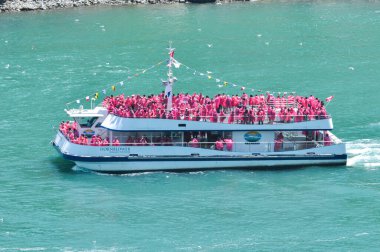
101,114 -> 334,132
65,107 -> 107,118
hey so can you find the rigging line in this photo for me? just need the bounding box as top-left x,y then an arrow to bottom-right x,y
175,58 -> 297,95
65,59 -> 166,107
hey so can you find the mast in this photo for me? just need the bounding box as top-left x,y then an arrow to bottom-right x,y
164,42 -> 176,111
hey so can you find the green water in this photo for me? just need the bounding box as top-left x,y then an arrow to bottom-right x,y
1,2 -> 380,250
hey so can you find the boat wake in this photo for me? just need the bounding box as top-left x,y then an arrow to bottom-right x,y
346,139 -> 380,168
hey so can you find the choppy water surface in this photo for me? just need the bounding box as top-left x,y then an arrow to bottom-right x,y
1,2 -> 380,250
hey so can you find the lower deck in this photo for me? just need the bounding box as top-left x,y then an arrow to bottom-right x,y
53,129 -> 347,172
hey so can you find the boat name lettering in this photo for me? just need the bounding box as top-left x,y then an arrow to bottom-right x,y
100,147 -> 130,153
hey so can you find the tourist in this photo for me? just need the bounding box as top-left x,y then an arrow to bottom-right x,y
224,138 -> 233,151
215,138 -> 224,151
324,132 -> 332,146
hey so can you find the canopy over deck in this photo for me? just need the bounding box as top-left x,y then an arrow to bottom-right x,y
100,114 -> 334,132
65,107 -> 108,118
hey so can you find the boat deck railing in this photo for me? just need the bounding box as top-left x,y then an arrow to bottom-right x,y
121,141 -> 332,153
57,131 -> 335,152
111,113 -> 331,125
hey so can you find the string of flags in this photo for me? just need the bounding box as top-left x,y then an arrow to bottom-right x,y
66,54 -> 333,108
174,59 -> 296,95
66,60 -> 165,107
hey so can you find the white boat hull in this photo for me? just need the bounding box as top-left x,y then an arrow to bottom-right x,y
53,132 -> 347,173
74,156 -> 346,173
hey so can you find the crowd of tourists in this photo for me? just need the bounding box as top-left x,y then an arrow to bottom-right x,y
188,136 -> 233,151
59,122 -> 171,146
59,121 -> 235,150
102,92 -> 328,124
59,121 -> 113,146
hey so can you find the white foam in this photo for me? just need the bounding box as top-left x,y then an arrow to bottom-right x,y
316,236 -> 346,242
368,122 -> 380,128
355,232 -> 369,236
19,248 -> 46,251
346,139 -> 380,168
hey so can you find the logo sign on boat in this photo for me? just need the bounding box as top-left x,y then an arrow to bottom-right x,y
244,131 -> 262,143
83,129 -> 95,137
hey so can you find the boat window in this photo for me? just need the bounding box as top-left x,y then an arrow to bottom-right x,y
223,132 -> 232,139
274,131 -> 321,152
75,117 -> 99,128
110,131 -> 183,146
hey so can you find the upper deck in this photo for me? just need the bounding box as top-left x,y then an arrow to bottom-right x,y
65,91 -> 333,132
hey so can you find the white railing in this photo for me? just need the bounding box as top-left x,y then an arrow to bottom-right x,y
109,113 -> 331,125
56,131 -> 335,152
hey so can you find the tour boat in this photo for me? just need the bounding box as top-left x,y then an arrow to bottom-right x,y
52,47 -> 347,173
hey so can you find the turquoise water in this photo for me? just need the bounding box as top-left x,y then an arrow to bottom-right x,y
1,2 -> 380,250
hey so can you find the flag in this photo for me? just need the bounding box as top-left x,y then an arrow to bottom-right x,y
112,85 -> 116,91
102,89 -> 106,94
325,96 -> 334,102
169,50 -> 174,58
86,96 -> 90,101
165,81 -> 173,110
172,59 -> 181,68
